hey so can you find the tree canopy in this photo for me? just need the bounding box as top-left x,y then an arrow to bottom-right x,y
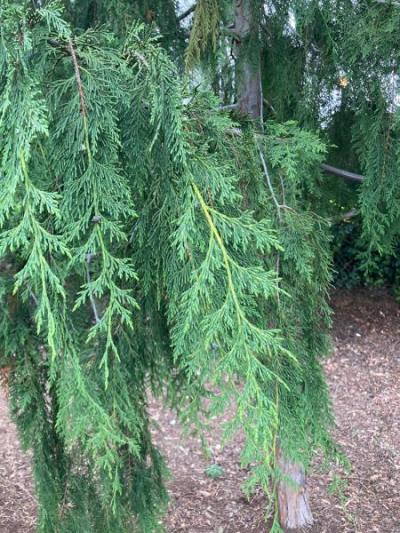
0,1 -> 398,531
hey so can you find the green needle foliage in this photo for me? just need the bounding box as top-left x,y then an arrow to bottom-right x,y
1,1 -> 396,532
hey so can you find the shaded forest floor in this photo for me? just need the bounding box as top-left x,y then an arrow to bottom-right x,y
0,288 -> 399,532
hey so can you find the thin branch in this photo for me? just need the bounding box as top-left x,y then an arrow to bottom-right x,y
264,98 -> 277,116
67,39 -> 92,160
178,3 -> 196,21
331,209 -> 359,224
340,208 -> 359,221
321,163 -> 364,182
220,103 -> 238,111
255,136 -> 282,308
86,253 -> 100,325
256,137 -> 282,222
279,174 -> 286,206
67,39 -> 87,118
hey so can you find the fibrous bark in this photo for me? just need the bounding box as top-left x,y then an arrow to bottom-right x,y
277,451 -> 314,531
234,0 -> 263,122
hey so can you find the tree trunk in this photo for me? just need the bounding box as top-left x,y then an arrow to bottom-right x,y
233,2 -> 313,531
234,0 -> 263,122
277,451 -> 314,531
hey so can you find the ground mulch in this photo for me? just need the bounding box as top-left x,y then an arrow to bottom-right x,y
0,288 -> 399,532
0,394 -> 36,532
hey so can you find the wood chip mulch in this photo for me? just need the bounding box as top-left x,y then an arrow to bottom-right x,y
0,288 -> 399,532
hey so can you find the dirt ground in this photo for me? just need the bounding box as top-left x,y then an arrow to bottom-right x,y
0,288 -> 399,532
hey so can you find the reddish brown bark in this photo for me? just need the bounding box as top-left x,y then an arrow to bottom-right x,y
234,0 -> 263,123
277,452 -> 314,531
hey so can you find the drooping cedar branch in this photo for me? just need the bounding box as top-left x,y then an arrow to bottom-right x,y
233,2 -> 315,530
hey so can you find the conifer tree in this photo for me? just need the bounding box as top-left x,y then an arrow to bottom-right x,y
1,1 -> 398,532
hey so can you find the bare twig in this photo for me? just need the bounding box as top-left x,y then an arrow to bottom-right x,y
67,39 -> 87,118
219,103 -> 239,111
178,3 -> 196,21
256,137 -> 282,221
321,163 -> 364,182
255,136 -> 282,309
331,208 -> 359,224
279,175 -> 286,206
86,253 -> 100,325
264,98 -> 277,115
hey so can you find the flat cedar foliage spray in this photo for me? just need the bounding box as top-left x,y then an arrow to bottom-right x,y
0,1 -> 398,531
